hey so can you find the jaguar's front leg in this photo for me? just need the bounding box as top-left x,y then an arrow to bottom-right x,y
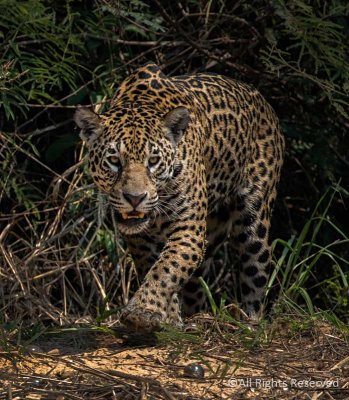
120,219 -> 206,332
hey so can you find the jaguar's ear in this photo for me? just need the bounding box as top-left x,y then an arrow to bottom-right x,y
163,106 -> 189,146
74,108 -> 103,146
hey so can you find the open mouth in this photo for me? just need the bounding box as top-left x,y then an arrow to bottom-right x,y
115,210 -> 149,226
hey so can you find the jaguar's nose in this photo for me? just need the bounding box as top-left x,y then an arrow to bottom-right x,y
122,192 -> 148,208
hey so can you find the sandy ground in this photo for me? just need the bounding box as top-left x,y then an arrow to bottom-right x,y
1,317 -> 348,399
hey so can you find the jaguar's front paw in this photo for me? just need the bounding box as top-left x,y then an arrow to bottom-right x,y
120,295 -> 183,332
121,306 -> 163,332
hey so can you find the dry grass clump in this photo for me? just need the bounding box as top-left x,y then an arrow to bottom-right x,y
0,132 -> 133,326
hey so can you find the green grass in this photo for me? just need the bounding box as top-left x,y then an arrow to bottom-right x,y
268,183 -> 349,319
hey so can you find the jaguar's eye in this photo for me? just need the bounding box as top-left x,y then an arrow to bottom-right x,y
109,155 -> 120,165
148,155 -> 160,167
107,155 -> 122,172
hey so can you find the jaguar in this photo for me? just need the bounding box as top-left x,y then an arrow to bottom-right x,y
75,63 -> 284,332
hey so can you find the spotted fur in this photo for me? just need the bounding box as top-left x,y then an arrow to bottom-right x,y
75,63 -> 285,332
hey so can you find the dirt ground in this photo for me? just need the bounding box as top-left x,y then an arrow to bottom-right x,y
1,316 -> 348,400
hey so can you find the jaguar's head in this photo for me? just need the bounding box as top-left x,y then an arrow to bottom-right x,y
74,104 -> 189,235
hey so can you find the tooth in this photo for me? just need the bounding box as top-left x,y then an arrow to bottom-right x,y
120,211 -> 145,220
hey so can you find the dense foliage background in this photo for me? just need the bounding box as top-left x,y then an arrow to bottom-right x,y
1,0 -> 348,324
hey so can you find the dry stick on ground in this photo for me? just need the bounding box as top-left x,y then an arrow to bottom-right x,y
31,353 -> 177,400
0,374 -> 139,400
